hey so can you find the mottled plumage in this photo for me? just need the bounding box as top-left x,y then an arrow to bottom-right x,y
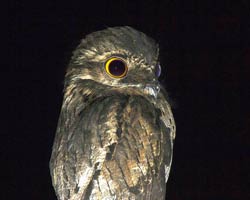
50,26 -> 175,200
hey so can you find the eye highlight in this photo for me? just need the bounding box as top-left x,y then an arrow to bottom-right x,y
105,57 -> 128,78
155,63 -> 161,78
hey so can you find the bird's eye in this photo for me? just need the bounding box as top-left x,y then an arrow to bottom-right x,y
105,57 -> 128,78
155,63 -> 161,78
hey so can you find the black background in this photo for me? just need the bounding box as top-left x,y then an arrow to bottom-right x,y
8,0 -> 250,199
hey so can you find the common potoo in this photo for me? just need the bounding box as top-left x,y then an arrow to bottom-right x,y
50,26 -> 176,200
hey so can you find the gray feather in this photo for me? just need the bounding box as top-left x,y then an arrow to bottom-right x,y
50,26 -> 175,200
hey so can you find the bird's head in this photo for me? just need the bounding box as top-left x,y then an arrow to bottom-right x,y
64,26 -> 162,99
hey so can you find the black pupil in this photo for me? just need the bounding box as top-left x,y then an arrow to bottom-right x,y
109,60 -> 126,76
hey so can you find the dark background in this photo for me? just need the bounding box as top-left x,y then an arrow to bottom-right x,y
8,0 -> 250,199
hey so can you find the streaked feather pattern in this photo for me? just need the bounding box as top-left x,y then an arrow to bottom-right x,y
50,26 -> 175,200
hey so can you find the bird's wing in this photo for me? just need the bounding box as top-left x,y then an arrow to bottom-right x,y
50,95 -> 130,200
50,94 -> 173,200
97,95 -> 173,200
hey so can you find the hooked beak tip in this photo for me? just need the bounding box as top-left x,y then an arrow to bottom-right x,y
144,84 -> 160,98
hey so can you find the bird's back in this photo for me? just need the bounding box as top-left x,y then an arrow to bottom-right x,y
50,94 -> 172,200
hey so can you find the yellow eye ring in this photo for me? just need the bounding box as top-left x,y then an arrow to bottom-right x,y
105,57 -> 128,78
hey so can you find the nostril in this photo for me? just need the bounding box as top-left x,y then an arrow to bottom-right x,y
156,85 -> 160,93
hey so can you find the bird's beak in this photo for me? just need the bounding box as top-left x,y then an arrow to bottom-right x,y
143,82 -> 160,98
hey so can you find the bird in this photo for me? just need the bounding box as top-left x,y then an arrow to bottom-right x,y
50,26 -> 176,200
